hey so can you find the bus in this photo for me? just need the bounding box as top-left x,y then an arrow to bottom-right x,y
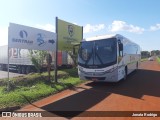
78,34 -> 141,82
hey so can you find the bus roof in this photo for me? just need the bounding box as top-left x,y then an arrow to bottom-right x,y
83,34 -> 124,41
82,34 -> 138,46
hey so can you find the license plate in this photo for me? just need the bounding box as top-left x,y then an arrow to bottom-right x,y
92,78 -> 98,81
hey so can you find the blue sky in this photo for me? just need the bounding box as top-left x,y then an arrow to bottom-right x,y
0,0 -> 160,51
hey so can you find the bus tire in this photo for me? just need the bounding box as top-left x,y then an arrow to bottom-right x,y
123,66 -> 127,80
26,66 -> 31,74
0,65 -> 1,70
18,66 -> 22,74
136,62 -> 138,69
22,66 -> 26,74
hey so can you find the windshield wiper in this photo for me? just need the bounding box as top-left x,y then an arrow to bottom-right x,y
95,50 -> 104,65
94,43 -> 103,65
84,46 -> 94,66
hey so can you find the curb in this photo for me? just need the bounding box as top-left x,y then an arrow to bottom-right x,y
0,106 -> 20,112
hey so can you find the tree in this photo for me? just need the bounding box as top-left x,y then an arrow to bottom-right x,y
46,53 -> 52,82
68,44 -> 80,67
151,50 -> 160,56
68,51 -> 76,67
141,51 -> 150,58
29,50 -> 48,73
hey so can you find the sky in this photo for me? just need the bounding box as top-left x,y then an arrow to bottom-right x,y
0,0 -> 160,51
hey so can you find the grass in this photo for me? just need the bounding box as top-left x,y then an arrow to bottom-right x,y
0,68 -> 85,109
156,56 -> 160,64
141,58 -> 148,62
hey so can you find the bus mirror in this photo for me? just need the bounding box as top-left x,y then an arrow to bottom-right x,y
119,43 -> 123,51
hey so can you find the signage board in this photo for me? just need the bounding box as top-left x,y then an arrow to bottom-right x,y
57,19 -> 83,51
8,23 -> 56,51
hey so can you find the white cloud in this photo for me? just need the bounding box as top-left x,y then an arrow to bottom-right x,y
84,24 -> 105,33
35,24 -> 55,32
0,27 -> 8,46
109,21 -> 144,34
150,24 -> 160,31
73,22 -> 78,25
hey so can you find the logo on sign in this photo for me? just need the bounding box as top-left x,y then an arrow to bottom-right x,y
68,25 -> 74,37
19,30 -> 28,38
48,39 -> 55,44
37,33 -> 46,46
11,30 -> 33,45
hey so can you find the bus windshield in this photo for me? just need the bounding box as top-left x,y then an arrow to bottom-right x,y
78,38 -> 117,68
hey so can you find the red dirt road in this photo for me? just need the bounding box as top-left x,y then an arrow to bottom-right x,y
2,60 -> 160,120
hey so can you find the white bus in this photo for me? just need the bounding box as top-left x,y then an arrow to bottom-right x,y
78,34 -> 141,82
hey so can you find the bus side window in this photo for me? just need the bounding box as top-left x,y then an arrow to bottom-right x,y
118,40 -> 123,54
118,40 -> 123,63
119,51 -> 123,57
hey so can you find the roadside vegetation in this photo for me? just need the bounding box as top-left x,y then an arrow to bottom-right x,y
0,68 -> 84,110
141,58 -> 148,62
156,56 -> 160,64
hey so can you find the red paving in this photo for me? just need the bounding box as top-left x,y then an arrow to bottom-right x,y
1,60 -> 160,120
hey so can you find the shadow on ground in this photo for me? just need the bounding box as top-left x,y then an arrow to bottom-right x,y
39,69 -> 160,118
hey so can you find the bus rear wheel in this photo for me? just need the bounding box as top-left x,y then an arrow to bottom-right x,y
123,67 -> 127,80
18,66 -> 22,74
26,66 -> 31,74
22,66 -> 26,74
136,62 -> 138,69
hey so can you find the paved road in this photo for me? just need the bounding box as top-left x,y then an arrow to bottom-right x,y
1,60 -> 160,120
0,70 -> 23,79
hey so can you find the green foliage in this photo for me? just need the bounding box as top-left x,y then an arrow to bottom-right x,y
141,58 -> 147,62
156,56 -> 160,64
0,68 -> 84,109
61,68 -> 78,78
68,44 -> 80,67
151,50 -> 160,56
68,51 -> 77,67
0,70 -> 72,87
29,50 -> 48,72
141,51 -> 150,59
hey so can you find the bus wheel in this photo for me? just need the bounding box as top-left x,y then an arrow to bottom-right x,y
18,66 -> 22,74
123,67 -> 127,80
136,62 -> 138,69
26,66 -> 31,74
22,66 -> 26,74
